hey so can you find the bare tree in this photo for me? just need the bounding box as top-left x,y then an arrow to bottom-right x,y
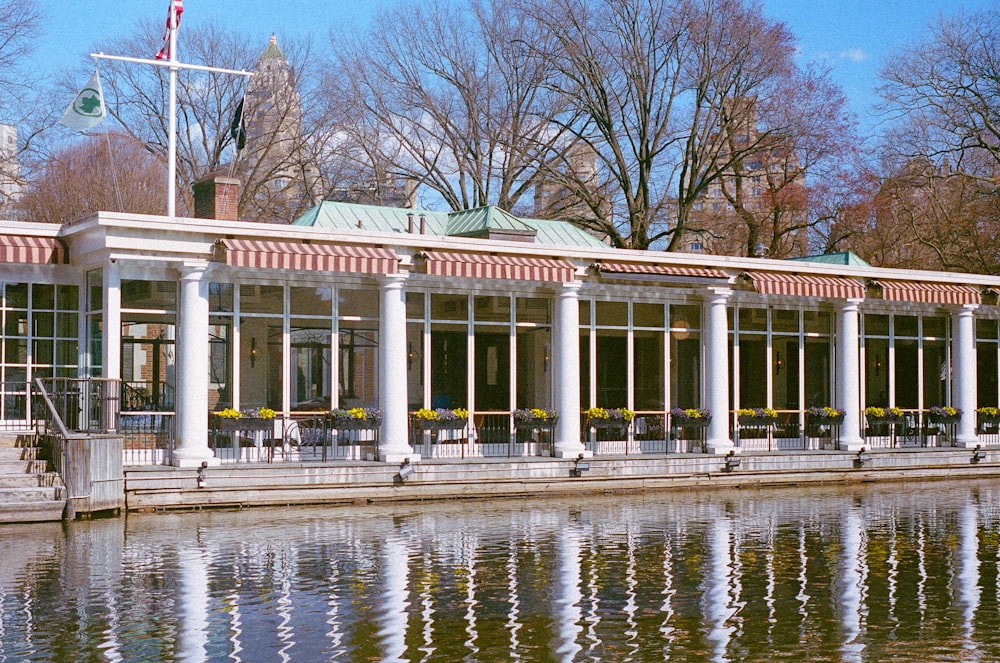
0,0 -> 42,98
93,22 -> 325,221
329,0 -> 571,212
18,131 -> 165,224
522,0 -> 853,251
879,8 -> 1000,180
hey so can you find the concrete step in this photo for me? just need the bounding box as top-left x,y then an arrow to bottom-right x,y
0,433 -> 36,448
0,485 -> 64,502
0,459 -> 50,475
0,447 -> 41,461
0,472 -> 60,489
0,500 -> 65,523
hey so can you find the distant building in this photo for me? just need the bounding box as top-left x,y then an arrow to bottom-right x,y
0,124 -> 23,208
680,99 -> 809,257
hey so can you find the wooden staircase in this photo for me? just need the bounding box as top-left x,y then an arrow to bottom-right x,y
0,432 -> 66,523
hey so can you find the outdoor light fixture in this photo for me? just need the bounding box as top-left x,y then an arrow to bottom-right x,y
571,453 -> 590,477
724,450 -> 741,471
398,458 -> 415,481
855,448 -> 871,468
197,460 -> 208,488
752,242 -> 769,258
775,350 -> 782,375
250,337 -> 258,367
973,445 -> 988,463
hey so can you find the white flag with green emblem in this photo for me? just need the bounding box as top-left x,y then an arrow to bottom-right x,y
59,70 -> 107,131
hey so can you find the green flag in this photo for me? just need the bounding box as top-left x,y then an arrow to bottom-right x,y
59,70 -> 107,132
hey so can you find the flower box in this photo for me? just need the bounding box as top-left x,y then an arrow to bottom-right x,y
588,419 -> 627,430
927,414 -> 960,425
331,418 -> 380,430
215,417 -> 272,433
515,416 -> 559,431
417,418 -> 468,431
806,414 -> 845,426
672,417 -> 711,428
738,415 -> 778,426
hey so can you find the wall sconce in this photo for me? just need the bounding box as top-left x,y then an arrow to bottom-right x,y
544,344 -> 550,373
408,342 -> 417,371
250,337 -> 257,368
775,350 -> 782,375
874,353 -> 882,376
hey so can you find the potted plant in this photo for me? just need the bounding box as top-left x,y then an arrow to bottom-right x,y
806,406 -> 846,426
737,407 -> 779,426
670,408 -> 712,427
414,407 -> 469,430
514,408 -> 559,430
330,407 -> 382,429
927,405 -> 961,424
864,406 -> 904,425
586,407 -> 635,430
977,406 -> 1000,433
214,406 -> 275,432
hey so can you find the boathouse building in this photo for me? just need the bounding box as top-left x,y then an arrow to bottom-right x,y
1,179 -> 997,468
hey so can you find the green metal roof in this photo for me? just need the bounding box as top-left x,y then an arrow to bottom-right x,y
259,35 -> 285,60
445,206 -> 535,236
292,202 -> 609,249
788,251 -> 871,268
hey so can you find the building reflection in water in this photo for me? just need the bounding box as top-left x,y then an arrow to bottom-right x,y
2,481 -> 1000,660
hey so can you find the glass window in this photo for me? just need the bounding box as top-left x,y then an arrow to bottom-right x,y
595,301 -> 627,327
340,324 -> 378,407
895,338 -> 918,409
516,297 -> 550,325
772,336 -> 799,410
57,285 -> 78,311
209,283 -> 234,313
922,340 -> 947,407
33,284 -> 54,310
670,332 -> 701,409
977,319 -> 998,340
634,330 -> 664,410
803,310 -> 831,335
633,303 -> 664,328
865,314 -> 889,335
596,328 -> 627,405
431,294 -> 467,321
340,289 -> 379,318
579,300 -> 591,325
474,296 -> 510,323
517,327 -> 550,409
475,328 -> 509,410
290,287 -> 332,316
430,323 -> 466,408
894,315 -> 918,337
923,316 -> 947,338
87,271 -> 102,312
772,309 -> 799,333
739,307 -> 766,332
290,320 -> 332,410
978,341 -> 997,407
670,305 -> 701,331
240,285 -> 283,315
122,280 -> 176,310
865,338 -> 889,406
406,292 -> 425,319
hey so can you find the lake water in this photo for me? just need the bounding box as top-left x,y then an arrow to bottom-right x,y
3,480 -> 1000,662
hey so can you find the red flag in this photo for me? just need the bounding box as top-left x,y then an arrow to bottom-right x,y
154,0 -> 184,61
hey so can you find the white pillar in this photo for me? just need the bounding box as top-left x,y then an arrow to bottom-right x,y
704,288 -> 733,454
172,261 -> 217,467
102,260 -> 122,381
837,299 -> 865,451
953,304 -> 979,447
379,273 -> 418,463
553,281 -> 587,458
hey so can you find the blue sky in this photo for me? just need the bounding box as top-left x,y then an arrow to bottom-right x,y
31,0 -> 997,138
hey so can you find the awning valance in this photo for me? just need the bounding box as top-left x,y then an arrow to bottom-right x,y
214,239 -> 398,274
0,235 -> 67,265
744,271 -> 865,299
872,280 -> 980,305
592,262 -> 729,281
418,251 -> 576,282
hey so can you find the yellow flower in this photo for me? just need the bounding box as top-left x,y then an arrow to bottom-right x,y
415,408 -> 439,421
452,408 -> 470,419
218,407 -> 241,419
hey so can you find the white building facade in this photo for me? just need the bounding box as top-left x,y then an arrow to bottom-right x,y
0,198 -> 996,466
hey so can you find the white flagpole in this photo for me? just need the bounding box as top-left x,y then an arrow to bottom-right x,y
168,6 -> 178,218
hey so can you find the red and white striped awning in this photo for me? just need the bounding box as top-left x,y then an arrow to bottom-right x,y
0,235 -> 67,265
419,251 -> 576,282
873,280 -> 981,305
745,271 -> 865,299
214,239 -> 398,274
592,262 -> 729,280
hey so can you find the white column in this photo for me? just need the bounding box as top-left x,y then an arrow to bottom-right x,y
704,288 -> 733,454
172,261 -> 217,467
102,260 -> 122,381
953,304 -> 979,447
379,273 -> 418,462
837,299 -> 865,451
554,281 -> 587,458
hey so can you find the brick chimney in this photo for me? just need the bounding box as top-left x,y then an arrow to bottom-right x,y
193,175 -> 239,221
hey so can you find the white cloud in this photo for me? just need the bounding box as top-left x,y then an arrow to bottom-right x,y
838,49 -> 867,63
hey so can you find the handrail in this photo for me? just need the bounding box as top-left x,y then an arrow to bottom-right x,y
33,377 -> 70,439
